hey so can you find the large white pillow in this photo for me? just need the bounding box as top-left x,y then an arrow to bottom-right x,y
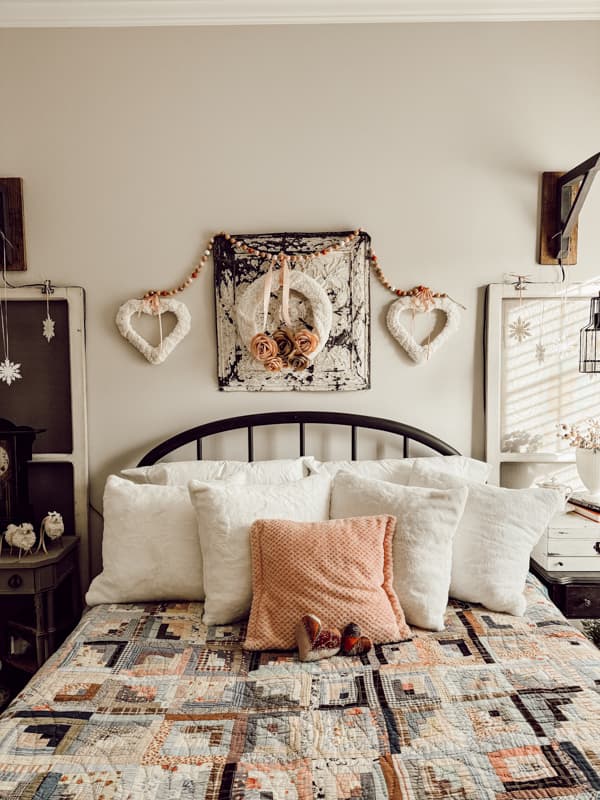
86,475 -> 211,606
188,473 -> 332,625
330,471 -> 468,630
306,455 -> 490,484
122,458 -> 308,485
409,465 -> 564,615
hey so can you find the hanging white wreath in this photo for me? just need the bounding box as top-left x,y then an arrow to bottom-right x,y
236,270 -> 332,370
386,295 -> 461,364
116,297 -> 191,365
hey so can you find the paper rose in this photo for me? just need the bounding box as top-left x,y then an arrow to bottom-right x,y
294,328 -> 319,356
250,333 -> 278,363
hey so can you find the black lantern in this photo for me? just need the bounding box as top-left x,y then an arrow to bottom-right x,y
579,293 -> 600,373
0,419 -> 42,533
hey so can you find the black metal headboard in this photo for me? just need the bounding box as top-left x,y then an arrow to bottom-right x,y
136,411 -> 459,467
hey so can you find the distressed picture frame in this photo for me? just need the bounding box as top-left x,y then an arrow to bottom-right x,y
0,178 -> 26,270
214,230 -> 371,391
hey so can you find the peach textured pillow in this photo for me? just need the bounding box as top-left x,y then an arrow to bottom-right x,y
244,515 -> 411,651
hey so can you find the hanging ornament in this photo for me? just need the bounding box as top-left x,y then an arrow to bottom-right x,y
116,297 -> 191,365
386,293 -> 462,364
369,252 -> 464,364
535,342 -> 547,365
509,317 -> 532,342
42,281 -> 55,343
535,300 -> 546,364
0,234 -> 21,386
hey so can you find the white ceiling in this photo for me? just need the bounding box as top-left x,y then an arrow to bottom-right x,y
1,0 -> 600,27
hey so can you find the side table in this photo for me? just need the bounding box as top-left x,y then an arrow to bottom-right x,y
0,537 -> 80,688
530,560 -> 600,619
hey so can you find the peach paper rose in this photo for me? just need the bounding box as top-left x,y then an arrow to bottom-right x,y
250,333 -> 278,363
264,356 -> 285,372
288,352 -> 310,371
294,328 -> 319,356
272,328 -> 295,358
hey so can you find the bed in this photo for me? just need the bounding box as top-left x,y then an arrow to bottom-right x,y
0,412 -> 599,800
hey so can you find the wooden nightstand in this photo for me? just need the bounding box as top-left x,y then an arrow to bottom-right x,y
530,560 -> 600,618
530,510 -> 600,619
0,537 -> 80,697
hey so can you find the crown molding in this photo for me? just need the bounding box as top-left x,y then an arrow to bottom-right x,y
1,0 -> 599,27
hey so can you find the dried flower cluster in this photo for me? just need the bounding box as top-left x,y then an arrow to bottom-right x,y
557,418 -> 600,450
250,327 -> 318,373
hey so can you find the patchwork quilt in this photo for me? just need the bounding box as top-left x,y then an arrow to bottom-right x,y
1,576 -> 599,799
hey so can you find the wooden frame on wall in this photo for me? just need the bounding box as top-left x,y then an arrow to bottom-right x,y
0,287 -> 89,587
486,281 -> 600,489
0,178 -> 26,271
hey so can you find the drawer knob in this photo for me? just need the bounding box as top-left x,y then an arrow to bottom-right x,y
594,542 -> 600,554
583,598 -> 592,608
7,574 -> 22,589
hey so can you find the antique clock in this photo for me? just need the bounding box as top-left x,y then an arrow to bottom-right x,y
0,419 -> 41,534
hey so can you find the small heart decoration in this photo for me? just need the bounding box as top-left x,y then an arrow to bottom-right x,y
341,623 -> 372,657
116,298 -> 191,365
386,296 -> 460,364
296,614 -> 341,662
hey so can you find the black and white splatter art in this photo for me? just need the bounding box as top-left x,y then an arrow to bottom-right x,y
214,231 -> 371,391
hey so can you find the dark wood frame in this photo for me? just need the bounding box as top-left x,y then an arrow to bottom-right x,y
0,179 -> 26,271
137,411 -> 459,467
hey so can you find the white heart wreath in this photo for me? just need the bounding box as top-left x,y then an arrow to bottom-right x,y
386,295 -> 461,364
236,270 -> 332,361
116,297 -> 191,365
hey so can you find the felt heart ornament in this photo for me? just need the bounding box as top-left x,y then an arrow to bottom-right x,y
386,296 -> 461,365
340,623 -> 372,657
116,298 -> 191,365
296,614 -> 341,662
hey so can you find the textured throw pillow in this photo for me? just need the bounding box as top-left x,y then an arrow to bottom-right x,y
330,472 -> 468,630
188,473 -> 332,625
122,457 -> 308,485
306,455 -> 490,484
244,515 -> 410,650
86,475 -> 206,605
409,465 -> 564,615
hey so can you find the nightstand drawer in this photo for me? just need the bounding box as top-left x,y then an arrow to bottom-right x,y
547,539 -> 600,557
564,585 -> 600,618
0,569 -> 35,594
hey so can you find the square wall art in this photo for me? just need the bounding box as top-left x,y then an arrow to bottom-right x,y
214,230 -> 371,391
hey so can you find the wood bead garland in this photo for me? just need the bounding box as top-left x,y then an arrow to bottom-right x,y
141,229 -> 363,304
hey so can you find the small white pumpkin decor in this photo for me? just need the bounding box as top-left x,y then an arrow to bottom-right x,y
37,510 -> 65,553
386,295 -> 461,364
116,297 -> 191,365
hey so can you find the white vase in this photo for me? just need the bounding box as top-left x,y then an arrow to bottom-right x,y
575,447 -> 600,496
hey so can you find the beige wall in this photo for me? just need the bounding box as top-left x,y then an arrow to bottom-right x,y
1,22 -> 599,514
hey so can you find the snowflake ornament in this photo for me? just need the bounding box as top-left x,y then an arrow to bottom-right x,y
553,336 -> 577,360
509,316 -> 532,343
0,358 -> 22,386
42,315 -> 55,342
535,342 -> 546,365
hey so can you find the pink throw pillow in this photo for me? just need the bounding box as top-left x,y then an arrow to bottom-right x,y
244,515 -> 410,651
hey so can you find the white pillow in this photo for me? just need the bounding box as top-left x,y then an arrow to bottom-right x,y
122,458 -> 307,485
330,472 -> 468,630
409,465 -> 564,615
188,473 -> 332,625
306,455 -> 490,484
86,475 -> 208,606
